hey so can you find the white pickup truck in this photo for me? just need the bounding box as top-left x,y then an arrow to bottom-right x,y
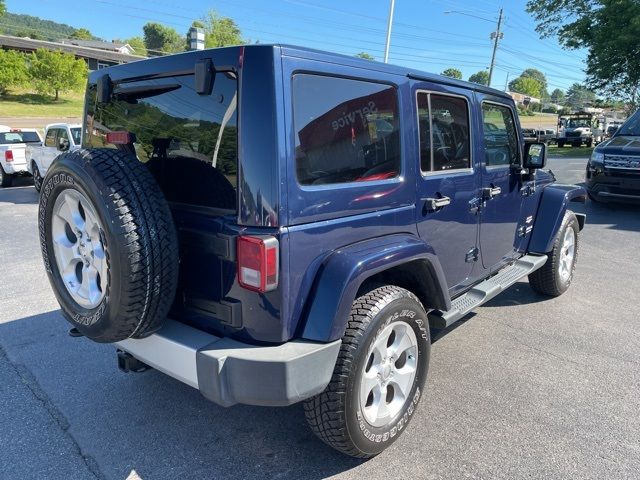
27,123 -> 82,191
0,126 -> 43,188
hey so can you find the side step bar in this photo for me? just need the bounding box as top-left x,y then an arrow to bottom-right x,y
428,254 -> 548,329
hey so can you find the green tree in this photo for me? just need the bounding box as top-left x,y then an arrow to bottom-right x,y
28,49 -> 88,100
355,52 -> 375,60
468,70 -> 489,85
526,0 -> 640,109
0,1 -> 5,17
126,36 -> 147,57
441,68 -> 462,79
70,28 -> 93,40
143,22 -> 185,56
565,83 -> 596,110
0,50 -> 28,96
550,88 -> 565,104
510,76 -> 543,98
514,68 -> 548,95
201,11 -> 244,48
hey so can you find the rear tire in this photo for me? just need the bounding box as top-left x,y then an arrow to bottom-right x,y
39,148 -> 179,342
304,286 -> 430,458
0,164 -> 13,188
528,211 -> 579,297
32,162 -> 43,192
557,140 -> 565,148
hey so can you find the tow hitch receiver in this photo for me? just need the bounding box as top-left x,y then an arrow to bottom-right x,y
117,350 -> 151,373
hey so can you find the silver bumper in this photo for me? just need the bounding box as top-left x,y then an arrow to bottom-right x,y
116,320 -> 341,407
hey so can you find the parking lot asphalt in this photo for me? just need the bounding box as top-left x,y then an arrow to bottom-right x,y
1,157 -> 639,480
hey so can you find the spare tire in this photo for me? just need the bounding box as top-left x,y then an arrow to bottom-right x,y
38,149 -> 179,343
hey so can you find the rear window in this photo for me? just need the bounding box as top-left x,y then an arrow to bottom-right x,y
293,74 -> 401,186
85,73 -> 238,211
0,131 -> 41,144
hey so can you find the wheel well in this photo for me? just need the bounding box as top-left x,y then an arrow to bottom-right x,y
358,259 -> 448,312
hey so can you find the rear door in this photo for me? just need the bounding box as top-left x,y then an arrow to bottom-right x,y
414,84 -> 480,295
477,98 -> 524,270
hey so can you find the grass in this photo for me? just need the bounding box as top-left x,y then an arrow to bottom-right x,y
547,144 -> 594,158
0,89 -> 84,118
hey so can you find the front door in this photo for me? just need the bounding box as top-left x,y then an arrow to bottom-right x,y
478,98 -> 524,270
415,87 -> 480,295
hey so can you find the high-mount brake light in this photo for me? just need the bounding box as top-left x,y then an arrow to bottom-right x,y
106,131 -> 134,145
4,150 -> 13,162
237,235 -> 279,293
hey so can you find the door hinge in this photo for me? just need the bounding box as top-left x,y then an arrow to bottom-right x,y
465,247 -> 479,263
520,184 -> 536,197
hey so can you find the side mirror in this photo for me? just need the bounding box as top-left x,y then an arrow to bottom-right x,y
523,142 -> 547,169
58,137 -> 70,152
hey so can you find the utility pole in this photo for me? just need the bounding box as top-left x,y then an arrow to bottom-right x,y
504,71 -> 510,91
384,0 -> 396,63
487,7 -> 504,88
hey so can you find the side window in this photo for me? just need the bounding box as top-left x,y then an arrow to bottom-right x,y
58,129 -> 69,141
44,129 -> 57,148
417,92 -> 471,173
293,74 -> 400,186
482,103 -> 520,167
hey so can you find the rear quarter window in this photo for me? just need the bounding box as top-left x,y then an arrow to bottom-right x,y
292,74 -> 401,186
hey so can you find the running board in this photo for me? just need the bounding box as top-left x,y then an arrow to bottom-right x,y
428,254 -> 548,329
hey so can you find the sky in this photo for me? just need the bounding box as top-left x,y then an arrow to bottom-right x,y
8,0 -> 588,93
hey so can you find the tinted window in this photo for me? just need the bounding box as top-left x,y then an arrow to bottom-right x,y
45,129 -> 57,147
85,73 -> 238,210
417,92 -> 471,172
618,109 -> 640,136
482,103 -> 519,166
0,131 -> 40,144
293,74 -> 400,185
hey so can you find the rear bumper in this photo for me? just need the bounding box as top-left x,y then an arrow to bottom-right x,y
3,162 -> 29,174
116,320 -> 341,407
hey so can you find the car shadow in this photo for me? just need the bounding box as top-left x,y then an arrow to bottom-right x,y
430,281 -> 548,343
0,310 -> 363,479
0,181 -> 39,205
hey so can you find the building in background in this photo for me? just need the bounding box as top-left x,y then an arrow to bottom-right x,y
0,34 -> 143,70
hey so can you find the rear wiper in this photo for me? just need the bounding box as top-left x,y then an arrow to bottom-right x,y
112,84 -> 181,104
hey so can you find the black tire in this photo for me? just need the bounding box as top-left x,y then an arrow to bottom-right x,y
528,211 -> 579,297
586,140 -> 593,148
0,164 -> 13,188
557,140 -> 565,148
32,162 -> 43,192
304,285 -> 430,458
39,148 -> 179,342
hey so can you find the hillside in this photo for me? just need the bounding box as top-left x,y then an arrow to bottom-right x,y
0,13 -> 79,41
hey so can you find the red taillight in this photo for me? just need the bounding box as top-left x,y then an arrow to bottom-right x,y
4,150 -> 13,162
237,235 -> 279,293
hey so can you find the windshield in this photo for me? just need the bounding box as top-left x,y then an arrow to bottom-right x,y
617,110 -> 640,136
567,119 -> 590,128
70,127 -> 81,145
0,131 -> 41,144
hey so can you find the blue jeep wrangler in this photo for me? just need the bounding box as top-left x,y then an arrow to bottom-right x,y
38,45 -> 586,457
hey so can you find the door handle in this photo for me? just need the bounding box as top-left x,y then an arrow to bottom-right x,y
423,196 -> 451,211
482,186 -> 501,199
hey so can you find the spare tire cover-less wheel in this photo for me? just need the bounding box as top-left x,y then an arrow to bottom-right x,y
39,149 -> 179,343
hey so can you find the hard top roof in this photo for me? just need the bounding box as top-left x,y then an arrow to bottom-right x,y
92,44 -> 511,100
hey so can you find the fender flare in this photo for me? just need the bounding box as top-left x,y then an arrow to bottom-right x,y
299,234 -> 450,342
528,184 -> 586,254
